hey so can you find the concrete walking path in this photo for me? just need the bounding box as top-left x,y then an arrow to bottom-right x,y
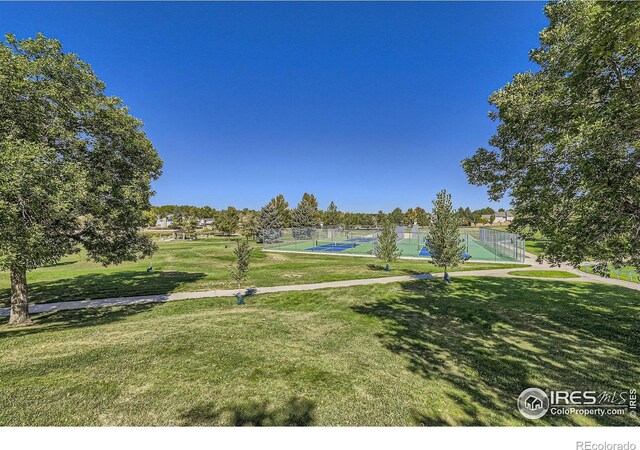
1,257 -> 638,317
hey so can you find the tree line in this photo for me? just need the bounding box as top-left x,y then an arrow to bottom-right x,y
147,194 -> 505,239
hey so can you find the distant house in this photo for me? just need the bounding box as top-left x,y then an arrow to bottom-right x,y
494,210 -> 515,223
155,217 -> 173,228
481,214 -> 492,224
198,218 -> 215,226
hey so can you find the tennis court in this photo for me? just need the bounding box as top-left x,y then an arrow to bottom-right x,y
263,227 -> 525,263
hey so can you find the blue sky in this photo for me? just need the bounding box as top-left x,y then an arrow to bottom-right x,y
1,2 -> 548,213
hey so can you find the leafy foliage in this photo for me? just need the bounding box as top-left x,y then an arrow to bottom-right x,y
217,207 -> 239,237
462,2 -> 640,272
426,190 -> 465,277
239,210 -> 258,240
376,219 -> 402,266
228,239 -> 253,288
388,207 -> 404,226
0,33 -> 162,323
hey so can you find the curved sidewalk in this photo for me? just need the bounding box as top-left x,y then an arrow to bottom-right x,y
1,263 -> 638,317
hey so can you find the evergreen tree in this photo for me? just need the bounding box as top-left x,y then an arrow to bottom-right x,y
376,219 -> 402,271
325,201 -> 340,227
426,190 -> 465,282
291,193 -> 319,239
268,194 -> 290,228
256,203 -> 283,244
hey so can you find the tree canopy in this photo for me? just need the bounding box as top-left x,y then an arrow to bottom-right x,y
426,190 -> 465,280
462,1 -> 640,273
217,207 -> 240,237
256,202 -> 283,244
0,33 -> 162,324
375,219 -> 402,270
324,201 -> 340,227
291,193 -> 319,239
268,194 -> 290,228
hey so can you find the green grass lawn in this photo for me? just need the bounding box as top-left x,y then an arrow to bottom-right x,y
0,237 -> 527,306
581,265 -> 639,284
525,240 -> 546,256
507,270 -> 580,279
1,277 -> 638,426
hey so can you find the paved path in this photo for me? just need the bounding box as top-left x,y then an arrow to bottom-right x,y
1,256 -> 638,317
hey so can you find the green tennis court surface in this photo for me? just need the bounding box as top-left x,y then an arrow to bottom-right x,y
267,233 -> 521,262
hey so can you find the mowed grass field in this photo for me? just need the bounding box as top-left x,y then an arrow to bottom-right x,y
0,277 -> 638,426
0,237 -> 527,306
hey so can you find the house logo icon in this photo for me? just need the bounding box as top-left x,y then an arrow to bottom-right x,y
518,388 -> 549,419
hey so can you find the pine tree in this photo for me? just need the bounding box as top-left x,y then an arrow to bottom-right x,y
426,190 -> 465,282
376,219 -> 402,271
268,194 -> 290,228
325,201 -> 340,227
291,193 -> 319,239
256,203 -> 283,244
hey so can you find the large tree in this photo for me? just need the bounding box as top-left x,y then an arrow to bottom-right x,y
426,190 -> 465,282
324,201 -> 340,227
462,1 -> 640,273
239,210 -> 258,240
291,193 -> 319,239
217,206 -> 239,237
389,207 -> 404,226
414,207 -> 430,227
255,203 -> 283,244
0,34 -> 162,325
268,194 -> 290,228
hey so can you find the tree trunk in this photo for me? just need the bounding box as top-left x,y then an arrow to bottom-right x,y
9,266 -> 32,326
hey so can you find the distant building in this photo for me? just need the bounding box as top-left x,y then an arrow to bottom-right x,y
494,210 -> 515,223
198,218 -> 215,226
155,217 -> 173,228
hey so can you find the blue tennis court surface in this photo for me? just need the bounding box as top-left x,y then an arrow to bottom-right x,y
307,243 -> 355,252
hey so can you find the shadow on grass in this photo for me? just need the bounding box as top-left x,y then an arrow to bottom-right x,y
0,270 -> 206,307
353,277 -> 640,426
0,302 -> 159,338
365,263 -> 427,276
181,396 -> 316,426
